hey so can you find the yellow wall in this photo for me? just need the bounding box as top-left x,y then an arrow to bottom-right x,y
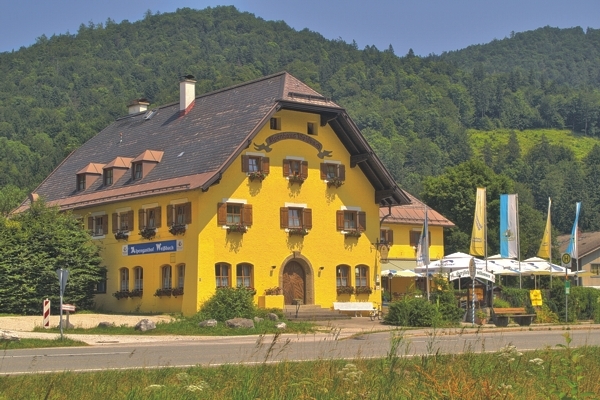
382,223 -> 445,261
89,109 -> 384,315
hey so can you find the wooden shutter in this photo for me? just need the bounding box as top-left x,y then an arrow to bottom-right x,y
102,216 -> 108,235
301,161 -> 308,179
138,209 -> 145,229
126,210 -> 134,230
184,202 -> 192,224
387,230 -> 394,245
303,208 -> 312,230
243,204 -> 253,226
358,211 -> 366,231
320,163 -> 327,179
154,206 -> 162,228
283,159 -> 290,176
261,157 -> 270,174
167,205 -> 174,226
217,203 -> 227,225
336,210 -> 344,231
339,164 -> 346,181
241,155 -> 249,173
112,213 -> 118,233
280,207 -> 288,229
88,216 -> 93,231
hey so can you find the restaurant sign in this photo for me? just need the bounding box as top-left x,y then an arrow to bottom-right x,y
122,240 -> 183,256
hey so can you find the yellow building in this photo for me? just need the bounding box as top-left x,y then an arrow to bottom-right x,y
21,72 -> 412,316
379,192 -> 455,297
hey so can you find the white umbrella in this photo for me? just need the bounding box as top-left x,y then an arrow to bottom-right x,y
381,269 -> 420,278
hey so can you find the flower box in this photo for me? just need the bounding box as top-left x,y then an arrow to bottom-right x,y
264,286 -> 282,295
287,227 -> 309,237
139,227 -> 156,240
248,171 -> 267,182
326,177 -> 344,188
172,287 -> 184,297
227,224 -> 247,234
114,230 -> 129,241
154,288 -> 173,297
113,290 -> 130,300
288,174 -> 305,184
169,224 -> 186,236
129,289 -> 143,298
344,230 -> 362,238
336,286 -> 355,295
355,286 -> 373,295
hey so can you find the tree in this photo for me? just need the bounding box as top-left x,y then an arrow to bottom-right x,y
0,201 -> 104,314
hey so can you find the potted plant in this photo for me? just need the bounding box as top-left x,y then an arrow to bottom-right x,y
114,230 -> 129,241
113,290 -> 130,300
248,171 -> 267,182
264,286 -> 282,295
169,224 -> 186,236
336,286 -> 355,295
344,230 -> 362,238
172,287 -> 184,297
287,227 -> 309,236
326,177 -> 344,188
227,224 -> 247,234
288,173 -> 305,184
355,286 -> 373,295
154,288 -> 173,297
139,227 -> 156,240
475,309 -> 488,325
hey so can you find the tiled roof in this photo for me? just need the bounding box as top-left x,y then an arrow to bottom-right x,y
76,163 -> 104,175
132,150 -> 164,163
20,72 -> 409,212
558,231 -> 600,258
380,192 -> 454,227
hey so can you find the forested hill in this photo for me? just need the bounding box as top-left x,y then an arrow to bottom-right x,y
437,26 -> 600,89
1,6 -> 600,255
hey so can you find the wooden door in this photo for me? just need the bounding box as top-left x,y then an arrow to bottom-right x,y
282,261 -> 305,305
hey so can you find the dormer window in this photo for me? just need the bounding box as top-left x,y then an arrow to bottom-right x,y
133,163 -> 142,180
131,150 -> 163,181
76,163 -> 104,192
77,175 -> 86,191
104,169 -> 113,186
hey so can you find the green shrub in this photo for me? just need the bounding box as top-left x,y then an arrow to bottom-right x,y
493,298 -> 511,308
385,297 -> 438,327
431,290 -> 463,324
196,287 -> 256,322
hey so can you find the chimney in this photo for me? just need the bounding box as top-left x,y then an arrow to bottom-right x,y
180,75 -> 196,113
127,98 -> 150,115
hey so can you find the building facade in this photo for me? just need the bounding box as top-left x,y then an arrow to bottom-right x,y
19,72 -> 412,315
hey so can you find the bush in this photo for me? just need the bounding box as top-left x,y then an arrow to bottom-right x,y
385,297 -> 438,327
196,287 -> 256,322
493,298 -> 511,308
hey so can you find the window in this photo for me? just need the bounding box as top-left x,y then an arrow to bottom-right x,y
133,266 -> 143,291
280,207 -> 312,230
242,155 -> 269,175
355,266 -> 369,287
336,265 -> 350,287
139,207 -> 161,229
96,270 -> 107,293
336,210 -> 366,232
167,202 -> 191,227
112,210 -> 133,233
283,159 -> 308,179
162,265 -> 172,289
320,163 -> 346,181
591,264 -> 600,275
133,163 -> 142,180
270,117 -> 281,130
104,169 -> 113,186
409,230 -> 431,248
77,174 -> 86,191
217,203 -> 253,227
307,122 -> 316,135
177,264 -> 185,289
119,268 -> 129,292
236,263 -> 253,288
215,263 -> 231,287
380,229 -> 393,245
88,215 -> 108,237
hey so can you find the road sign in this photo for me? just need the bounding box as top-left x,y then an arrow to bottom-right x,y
61,304 -> 76,312
561,253 -> 572,267
56,268 -> 69,295
565,281 -> 571,295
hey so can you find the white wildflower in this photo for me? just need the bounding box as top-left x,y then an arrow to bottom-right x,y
529,358 -> 544,366
144,384 -> 164,390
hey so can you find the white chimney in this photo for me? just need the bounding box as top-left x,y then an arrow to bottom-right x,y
127,98 -> 150,115
180,75 -> 196,112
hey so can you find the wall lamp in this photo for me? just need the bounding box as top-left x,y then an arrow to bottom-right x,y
319,266 -> 325,271
271,265 -> 277,270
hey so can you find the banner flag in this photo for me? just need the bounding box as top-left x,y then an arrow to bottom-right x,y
566,202 -> 581,258
500,194 -> 519,258
470,188 -> 486,256
419,206 -> 430,266
537,198 -> 552,259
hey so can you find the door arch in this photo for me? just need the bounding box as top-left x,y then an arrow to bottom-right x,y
282,261 -> 305,305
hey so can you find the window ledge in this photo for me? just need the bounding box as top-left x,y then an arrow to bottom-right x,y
91,234 -> 106,240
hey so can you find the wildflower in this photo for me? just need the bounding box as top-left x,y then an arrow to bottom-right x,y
144,384 -> 164,390
529,358 -> 544,366
186,384 -> 207,392
176,372 -> 190,382
498,383 -> 513,390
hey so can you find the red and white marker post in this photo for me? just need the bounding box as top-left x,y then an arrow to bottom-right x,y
43,298 -> 51,328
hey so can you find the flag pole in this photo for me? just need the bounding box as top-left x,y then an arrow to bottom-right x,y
517,194 -> 522,289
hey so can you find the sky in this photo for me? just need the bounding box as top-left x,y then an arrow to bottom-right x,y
0,0 -> 599,56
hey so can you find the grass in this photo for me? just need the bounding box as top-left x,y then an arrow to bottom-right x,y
0,333 -> 597,399
0,337 -> 87,349
33,316 -> 317,336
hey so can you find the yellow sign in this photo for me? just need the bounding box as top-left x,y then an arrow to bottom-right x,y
530,290 -> 542,307
561,253 -> 571,265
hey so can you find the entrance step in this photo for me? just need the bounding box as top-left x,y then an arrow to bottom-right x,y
283,304 -> 351,321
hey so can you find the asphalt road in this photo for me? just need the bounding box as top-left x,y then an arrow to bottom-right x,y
1,328 -> 598,375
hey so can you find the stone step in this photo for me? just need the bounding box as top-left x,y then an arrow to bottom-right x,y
282,305 -> 351,321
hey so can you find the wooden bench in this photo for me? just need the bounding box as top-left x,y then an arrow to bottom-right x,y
492,307 -> 536,327
333,302 -> 374,317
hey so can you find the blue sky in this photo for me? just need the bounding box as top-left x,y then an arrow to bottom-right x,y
1,0 -> 598,55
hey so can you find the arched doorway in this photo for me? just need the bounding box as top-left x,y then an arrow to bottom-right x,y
282,261 -> 306,305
